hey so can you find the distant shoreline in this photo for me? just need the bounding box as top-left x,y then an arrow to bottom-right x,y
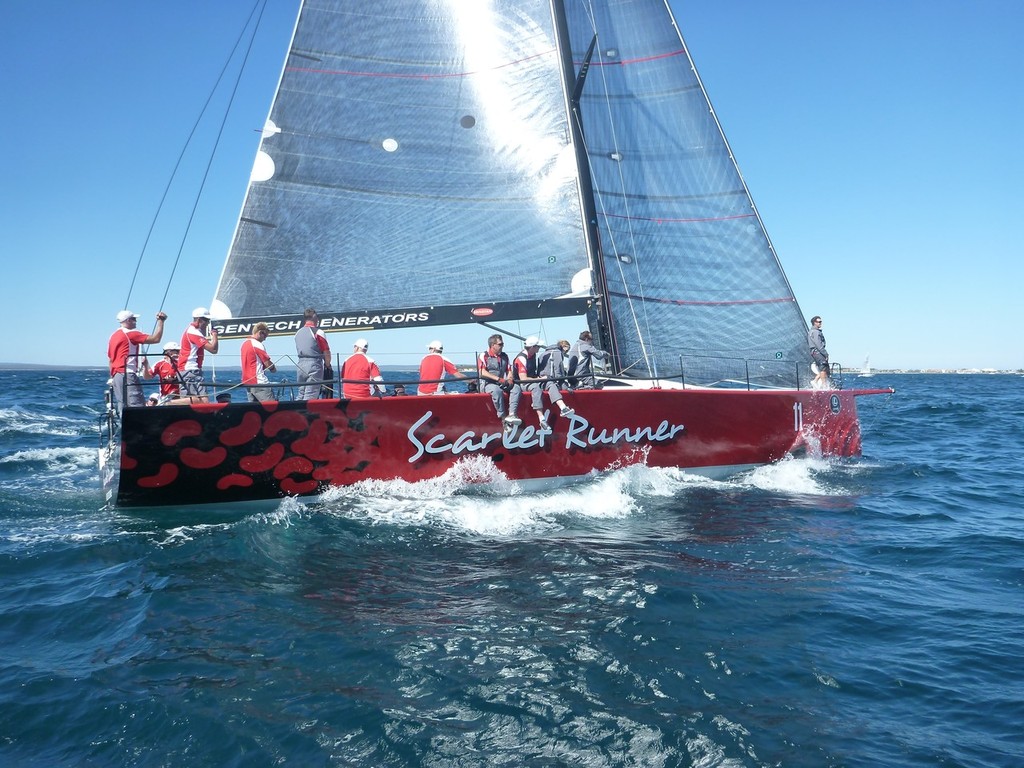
0,363 -> 106,371
2,362 -> 1020,375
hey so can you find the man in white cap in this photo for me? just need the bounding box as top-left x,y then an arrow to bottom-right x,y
107,309 -> 167,411
150,341 -> 182,402
417,340 -> 466,395
241,322 -> 277,403
341,338 -> 384,398
511,336 -> 574,431
176,307 -> 219,402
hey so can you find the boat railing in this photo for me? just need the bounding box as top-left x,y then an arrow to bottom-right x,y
115,372 -> 483,404
671,354 -> 848,391
98,386 -> 118,453
105,353 -> 851,412
672,355 -> 803,390
111,368 -> 632,405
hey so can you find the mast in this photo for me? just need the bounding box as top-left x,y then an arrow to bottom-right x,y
550,0 -> 618,373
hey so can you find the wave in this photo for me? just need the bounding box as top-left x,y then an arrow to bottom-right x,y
0,446 -> 97,470
0,510 -> 124,553
0,447 -> 99,500
0,406 -> 93,438
301,455 -> 853,535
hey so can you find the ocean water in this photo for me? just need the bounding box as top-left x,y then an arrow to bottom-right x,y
1,369 -> 1021,767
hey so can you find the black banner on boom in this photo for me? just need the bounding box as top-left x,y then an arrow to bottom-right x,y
212,297 -> 595,340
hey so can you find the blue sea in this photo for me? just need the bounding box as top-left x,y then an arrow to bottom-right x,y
1,369 -> 1021,767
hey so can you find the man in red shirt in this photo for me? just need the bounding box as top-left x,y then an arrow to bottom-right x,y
512,336 -> 574,431
150,342 -> 182,402
107,309 -> 167,410
417,340 -> 466,395
240,322 -> 277,402
477,333 -> 517,425
177,307 -> 220,402
341,338 -> 384,398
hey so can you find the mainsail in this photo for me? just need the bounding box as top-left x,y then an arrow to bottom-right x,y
214,0 -> 810,386
214,0 -> 594,336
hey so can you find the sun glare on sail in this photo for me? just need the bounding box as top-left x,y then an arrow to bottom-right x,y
446,0 -> 568,190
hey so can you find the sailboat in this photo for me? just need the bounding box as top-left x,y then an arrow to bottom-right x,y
859,356 -> 874,377
100,0 -> 892,508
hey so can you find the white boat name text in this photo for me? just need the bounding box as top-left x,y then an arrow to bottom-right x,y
406,411 -> 685,463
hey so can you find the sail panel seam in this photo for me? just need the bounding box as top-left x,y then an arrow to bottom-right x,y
608,292 -> 797,307
284,49 -> 555,80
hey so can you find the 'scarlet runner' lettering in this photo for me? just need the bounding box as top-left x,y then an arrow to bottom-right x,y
406,411 -> 684,463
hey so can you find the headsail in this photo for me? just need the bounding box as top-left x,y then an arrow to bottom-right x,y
561,0 -> 810,385
214,0 -> 594,338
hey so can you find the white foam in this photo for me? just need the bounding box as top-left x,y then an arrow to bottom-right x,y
134,455 -> 850,544
0,407 -> 85,437
150,496 -> 309,546
312,459 -> 730,534
320,455 -> 519,503
739,454 -> 838,496
0,447 -> 98,495
156,521 -> 237,547
256,495 -> 307,524
0,446 -> 96,468
0,514 -> 127,551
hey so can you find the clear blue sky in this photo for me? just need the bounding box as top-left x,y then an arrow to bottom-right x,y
1,1 -> 1020,370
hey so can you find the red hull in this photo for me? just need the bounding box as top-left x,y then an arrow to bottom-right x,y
103,387 -> 889,508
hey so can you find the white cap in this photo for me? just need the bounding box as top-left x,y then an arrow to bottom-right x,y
147,392 -> 160,401
163,341 -> 180,352
354,338 -> 368,350
524,336 -> 541,347
427,340 -> 443,351
192,306 -> 212,319
116,310 -> 138,323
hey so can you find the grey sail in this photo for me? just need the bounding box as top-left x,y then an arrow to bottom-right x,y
214,0 -> 593,336
561,0 -> 809,386
215,0 -> 810,387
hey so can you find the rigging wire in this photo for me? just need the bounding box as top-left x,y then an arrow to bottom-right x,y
159,0 -> 270,313
161,0 -> 270,395
122,0 -> 268,313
